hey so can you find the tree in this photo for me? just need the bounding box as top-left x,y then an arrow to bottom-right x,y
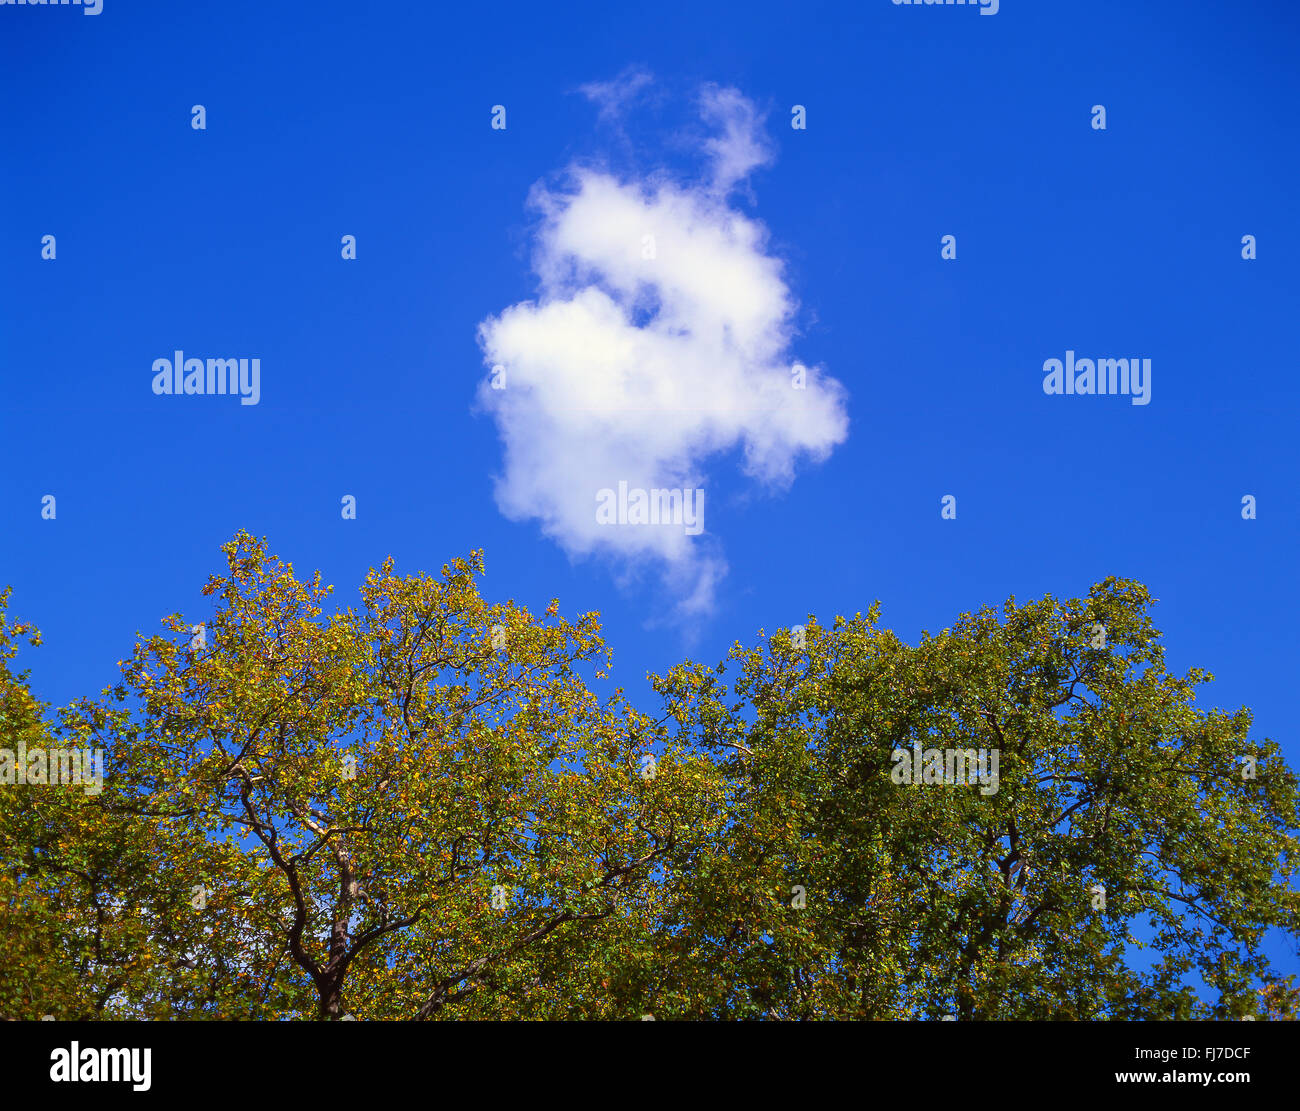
3,551 -> 1297,1020
648,579 -> 1300,1018
1,534 -> 721,1019
1,589 -> 256,1020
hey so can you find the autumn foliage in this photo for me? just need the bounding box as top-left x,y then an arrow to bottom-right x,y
2,537 -> 1297,1019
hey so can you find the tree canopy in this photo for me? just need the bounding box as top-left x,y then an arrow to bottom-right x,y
2,536 -> 1297,1019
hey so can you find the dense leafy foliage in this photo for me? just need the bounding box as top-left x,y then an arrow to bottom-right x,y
2,540 -> 1296,1019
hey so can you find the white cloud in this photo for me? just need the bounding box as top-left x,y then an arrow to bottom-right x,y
699,84 -> 774,195
477,83 -> 849,618
578,67 -> 654,124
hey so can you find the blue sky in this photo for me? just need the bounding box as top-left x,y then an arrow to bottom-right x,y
3,1 -> 1298,980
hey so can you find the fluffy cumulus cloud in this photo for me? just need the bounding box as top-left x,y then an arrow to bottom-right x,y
476,82 -> 849,618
